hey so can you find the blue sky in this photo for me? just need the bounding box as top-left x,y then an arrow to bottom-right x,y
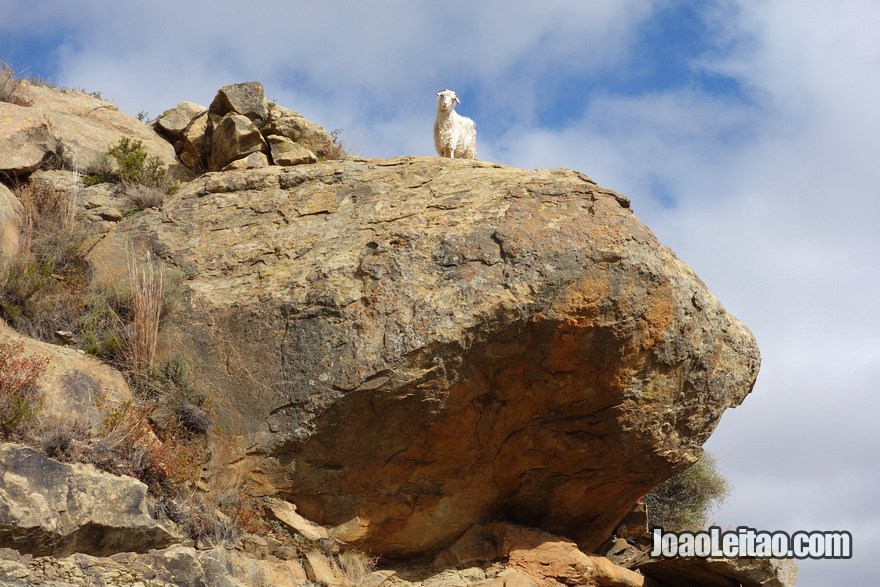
3,1 -> 878,584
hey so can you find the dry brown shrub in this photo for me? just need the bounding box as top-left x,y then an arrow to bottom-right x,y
127,253 -> 164,374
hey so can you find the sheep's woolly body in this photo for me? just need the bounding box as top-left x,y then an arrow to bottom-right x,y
434,89 -> 477,160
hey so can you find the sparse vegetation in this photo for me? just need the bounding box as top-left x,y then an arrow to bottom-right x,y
0,61 -> 31,105
127,253 -> 163,373
83,137 -> 177,198
0,339 -> 48,436
338,550 -> 378,586
169,477 -> 266,544
645,452 -> 731,531
0,182 -> 88,340
317,128 -> 347,160
123,183 -> 167,212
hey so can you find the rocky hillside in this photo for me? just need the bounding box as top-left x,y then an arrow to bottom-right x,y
0,77 -> 796,586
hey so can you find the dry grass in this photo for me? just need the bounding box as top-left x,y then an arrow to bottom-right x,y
1,182 -> 88,340
127,253 -> 164,374
0,62 -> 15,102
170,475 -> 266,545
0,61 -> 30,105
17,182 -> 79,267
124,183 -> 167,211
317,128 -> 348,160
338,550 -> 378,586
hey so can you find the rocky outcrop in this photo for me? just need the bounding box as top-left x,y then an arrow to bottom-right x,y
0,102 -> 59,176
0,444 -> 176,557
0,85 -> 177,180
154,101 -> 207,141
156,82 -> 335,172
88,157 -> 760,557
27,86 -> 177,172
269,134 -> 318,166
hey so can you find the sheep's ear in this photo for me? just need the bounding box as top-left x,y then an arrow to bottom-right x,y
454,96 -> 461,105
436,90 -> 443,96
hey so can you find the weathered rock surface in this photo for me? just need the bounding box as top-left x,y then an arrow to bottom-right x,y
0,544 -> 311,587
269,134 -> 318,166
179,111 -> 210,170
223,151 -> 270,171
639,556 -> 798,587
262,108 -> 334,154
0,443 -> 176,556
88,157 -> 760,557
0,102 -> 59,175
0,323 -> 131,428
0,184 -> 22,259
209,81 -> 270,126
209,112 -> 268,171
154,101 -> 207,140
26,85 -> 177,172
435,522 -> 660,587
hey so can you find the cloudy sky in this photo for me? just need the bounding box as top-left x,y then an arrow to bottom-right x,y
3,1 -> 876,583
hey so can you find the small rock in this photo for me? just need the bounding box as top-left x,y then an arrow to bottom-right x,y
267,135 -> 317,166
222,151 -> 269,171
155,102 -> 207,141
265,498 -> 329,542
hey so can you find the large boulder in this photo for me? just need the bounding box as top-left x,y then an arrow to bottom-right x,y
209,113 -> 268,171
26,85 -> 177,171
88,157 -> 759,557
0,443 -> 176,556
0,102 -> 58,176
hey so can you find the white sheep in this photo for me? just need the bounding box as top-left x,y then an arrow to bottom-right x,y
434,89 -> 477,160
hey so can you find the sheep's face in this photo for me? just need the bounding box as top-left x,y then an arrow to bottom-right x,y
436,89 -> 460,112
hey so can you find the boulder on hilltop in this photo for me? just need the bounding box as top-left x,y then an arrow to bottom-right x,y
89,156 -> 760,557
0,78 -> 784,585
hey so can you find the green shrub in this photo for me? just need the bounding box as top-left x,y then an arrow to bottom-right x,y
84,137 -> 176,194
0,257 -> 53,313
645,452 -> 730,531
0,339 -> 48,436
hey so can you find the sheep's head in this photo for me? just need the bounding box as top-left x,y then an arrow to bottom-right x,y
436,89 -> 460,112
